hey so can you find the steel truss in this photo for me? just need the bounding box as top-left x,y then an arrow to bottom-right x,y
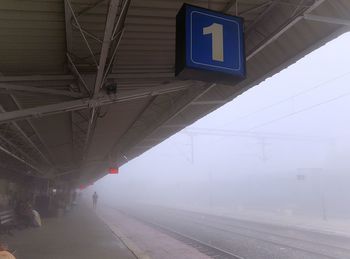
0,0 -> 341,180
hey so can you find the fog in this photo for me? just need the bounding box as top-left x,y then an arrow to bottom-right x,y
87,32 -> 350,222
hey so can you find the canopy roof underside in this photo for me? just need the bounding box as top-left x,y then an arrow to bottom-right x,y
0,0 -> 349,184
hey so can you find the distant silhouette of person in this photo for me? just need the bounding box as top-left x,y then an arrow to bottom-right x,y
92,192 -> 98,209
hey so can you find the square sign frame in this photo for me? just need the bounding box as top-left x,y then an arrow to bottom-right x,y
176,4 -> 246,84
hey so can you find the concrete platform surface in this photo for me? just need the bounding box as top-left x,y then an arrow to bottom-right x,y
1,204 -> 137,259
98,205 -> 211,259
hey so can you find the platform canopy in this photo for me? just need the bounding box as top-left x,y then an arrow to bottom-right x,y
0,0 -> 349,184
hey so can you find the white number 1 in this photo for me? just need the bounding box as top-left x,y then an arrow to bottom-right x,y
203,23 -> 224,62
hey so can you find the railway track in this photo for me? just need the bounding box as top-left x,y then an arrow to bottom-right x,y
121,210 -> 244,259
168,208 -> 350,258
118,206 -> 350,259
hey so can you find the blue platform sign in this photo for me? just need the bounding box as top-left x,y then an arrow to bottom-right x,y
176,4 -> 246,83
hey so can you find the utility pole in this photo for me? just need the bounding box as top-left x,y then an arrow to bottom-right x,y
318,170 -> 327,221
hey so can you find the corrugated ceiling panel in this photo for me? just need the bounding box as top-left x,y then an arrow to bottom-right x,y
0,0 -> 66,74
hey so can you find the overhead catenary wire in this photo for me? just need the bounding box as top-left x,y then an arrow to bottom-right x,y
223,70 -> 350,128
206,89 -> 350,146
202,70 -> 350,146
248,90 -> 350,131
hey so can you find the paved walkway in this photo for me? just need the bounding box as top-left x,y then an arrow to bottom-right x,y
1,204 -> 136,259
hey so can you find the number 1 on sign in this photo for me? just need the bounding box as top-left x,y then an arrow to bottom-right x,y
203,23 -> 224,62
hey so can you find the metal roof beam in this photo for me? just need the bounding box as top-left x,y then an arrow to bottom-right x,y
0,132 -> 37,168
67,53 -> 91,95
247,0 -> 326,61
71,23 -> 103,43
77,0 -> 107,18
93,0 -> 123,97
0,75 -> 74,82
0,81 -> 192,125
0,83 -> 85,98
104,95 -> 157,162
65,0 -> 99,67
10,95 -> 56,166
0,73 -> 170,83
239,1 -> 272,16
99,0 -> 131,90
64,0 -> 73,56
161,124 -> 188,128
222,0 -> 237,13
0,123 -> 49,177
0,145 -> 46,178
191,100 -> 227,105
0,105 -> 53,167
84,0 -> 133,162
304,14 -> 350,26
246,1 -> 277,34
120,82 -> 217,158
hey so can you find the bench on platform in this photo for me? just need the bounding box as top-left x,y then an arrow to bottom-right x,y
0,210 -> 16,235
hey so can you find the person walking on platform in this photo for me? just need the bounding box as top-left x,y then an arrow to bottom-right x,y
92,192 -> 98,209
